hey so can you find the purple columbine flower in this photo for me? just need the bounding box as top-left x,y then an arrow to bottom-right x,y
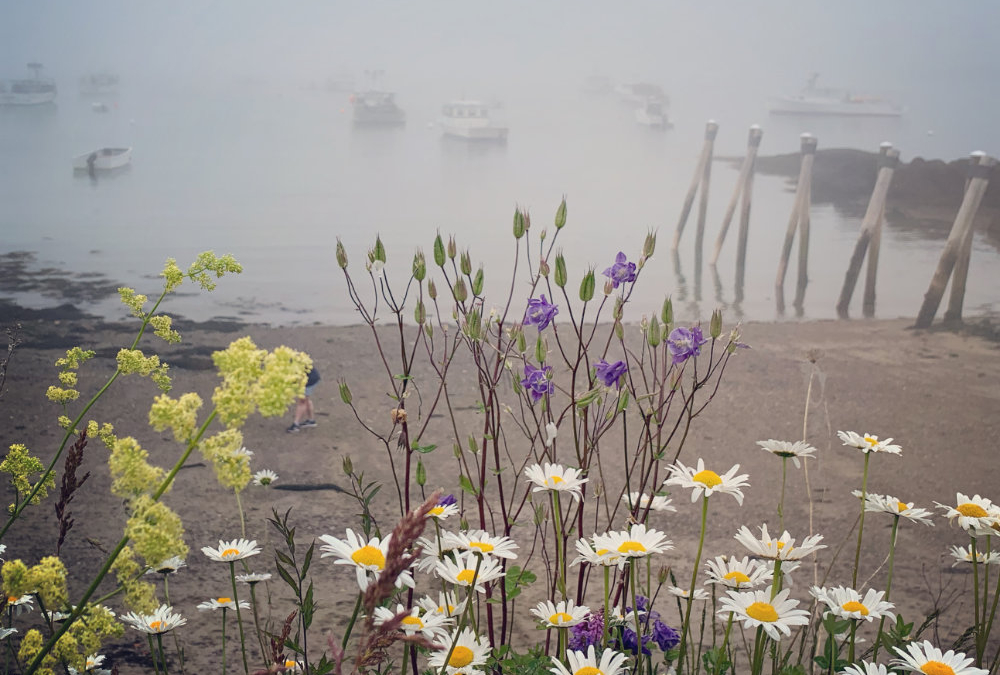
620,627 -> 653,657
437,494 -> 457,507
520,363 -> 553,404
524,295 -> 558,330
667,326 -> 708,365
603,252 -> 637,289
652,620 -> 680,652
569,610 -> 605,650
594,359 -> 627,388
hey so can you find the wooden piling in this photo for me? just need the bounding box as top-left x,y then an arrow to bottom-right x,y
861,142 -> 895,317
836,144 -> 899,318
734,128 -> 762,302
775,134 -> 817,312
915,154 -> 995,328
712,125 -> 763,266
694,120 -> 718,266
672,121 -> 719,252
944,151 -> 989,322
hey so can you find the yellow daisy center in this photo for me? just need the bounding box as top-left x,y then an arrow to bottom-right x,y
546,476 -> 565,486
724,571 -> 751,583
429,506 -> 445,516
351,545 -> 386,569
401,616 -> 423,627
221,548 -> 241,559
618,540 -> 647,554
449,646 -> 474,668
469,542 -> 495,553
6,596 -> 15,603
920,662 -> 955,675
746,601 -> 778,623
693,469 -> 722,487
897,502 -> 909,513
864,436 -> 878,445
285,660 -> 297,668
149,620 -> 163,631
550,612 -> 573,624
217,597 -> 232,604
575,669 -> 604,675
842,601 -> 869,616
596,548 -> 611,556
957,503 -> 989,518
456,569 -> 477,584
437,604 -> 456,614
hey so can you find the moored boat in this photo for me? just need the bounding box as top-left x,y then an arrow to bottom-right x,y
73,147 -> 132,171
439,100 -> 507,141
350,90 -> 406,126
769,74 -> 903,117
0,63 -> 57,106
635,98 -> 673,129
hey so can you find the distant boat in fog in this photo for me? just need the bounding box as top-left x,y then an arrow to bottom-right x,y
616,82 -> 668,106
350,90 -> 406,126
635,99 -> 673,129
0,63 -> 57,106
79,72 -> 119,97
73,147 -> 132,171
582,75 -> 614,95
439,100 -> 507,142
769,74 -> 904,117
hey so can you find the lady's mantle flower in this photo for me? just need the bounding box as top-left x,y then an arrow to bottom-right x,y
664,458 -> 750,505
524,295 -> 558,330
810,586 -> 894,622
196,597 -> 251,611
252,469 -> 278,486
593,523 -> 672,563
550,645 -> 629,675
520,363 -> 553,403
837,431 -> 902,455
603,252 -> 637,289
735,524 -> 826,561
593,359 -> 628,388
891,640 -> 988,675
426,628 -> 490,671
705,555 -> 772,589
201,539 -> 261,563
372,604 -> 451,642
718,586 -> 809,642
524,462 -> 587,501
852,491 -> 934,526
667,326 -> 708,365
318,529 -> 414,592
531,599 -> 590,628
436,551 -> 505,593
443,530 -> 519,560
935,493 -> 999,535
757,439 -> 817,469
120,605 -> 187,634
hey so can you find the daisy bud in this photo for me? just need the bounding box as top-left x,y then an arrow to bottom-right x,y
412,250 -> 426,281
579,268 -> 595,302
661,297 -> 673,326
513,208 -> 526,239
644,229 -> 657,258
554,197 -> 567,230
373,236 -> 386,263
433,233 -> 446,267
710,309 -> 723,339
416,459 -> 426,486
336,239 -> 348,269
339,380 -> 352,405
472,267 -> 484,296
453,279 -> 468,303
428,279 -> 437,300
554,253 -> 567,288
460,250 -> 472,276
447,236 -> 457,260
342,455 -> 353,476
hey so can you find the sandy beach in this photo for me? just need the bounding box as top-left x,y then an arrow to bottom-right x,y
1,301 -> 999,673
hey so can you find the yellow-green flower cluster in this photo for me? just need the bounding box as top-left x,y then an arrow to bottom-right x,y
187,251 -> 242,291
2,556 -> 69,608
116,349 -> 171,392
149,314 -> 181,344
148,392 -> 203,443
118,287 -> 148,318
85,421 -> 116,447
45,386 -> 80,404
111,546 -> 157,613
161,257 -> 184,293
211,337 -> 311,427
126,496 -> 189,567
2,559 -> 30,597
69,604 -> 124,656
17,628 -> 82,675
0,444 -> 54,511
108,437 -> 166,499
199,429 -> 250,491
256,346 -> 313,417
55,347 -> 95,371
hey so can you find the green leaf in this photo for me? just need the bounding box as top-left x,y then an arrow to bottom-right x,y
302,582 -> 315,628
301,543 -> 314,578
275,562 -> 299,595
413,443 -> 438,454
459,474 -> 478,496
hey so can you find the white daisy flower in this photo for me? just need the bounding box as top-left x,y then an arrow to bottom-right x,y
837,431 -> 902,455
839,663 -> 889,675
427,502 -> 460,521
85,653 -> 107,672
851,491 -> 934,526
372,603 -> 451,642
891,640 -> 988,675
318,529 -> 414,592
414,533 -> 458,575
530,599 -> 590,628
0,628 -> 17,640
236,572 -> 273,584
734,524 -> 826,561
757,439 -> 817,468
233,446 -> 255,458
417,592 -> 467,619
593,523 -> 673,563
201,538 -> 262,563
705,555 -> 772,589
5,594 -> 34,615
426,628 -> 491,671
543,422 -> 558,447
443,530 -> 519,559
275,659 -> 302,672
524,462 -> 588,501
120,605 -> 187,634
950,545 -> 1000,566
549,645 -> 629,675
810,586 -> 894,622
436,551 -> 505,593
666,585 -> 710,601
196,597 -> 251,611
718,586 -> 809,642
935,493 -> 998,535
570,536 -> 622,568
252,469 -> 278,486
621,492 -> 677,513
664,458 -> 750,505
146,556 -> 186,575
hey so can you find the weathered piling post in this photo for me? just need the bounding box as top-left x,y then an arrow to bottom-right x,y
672,120 -> 719,252
944,151 -> 987,322
836,143 -> 899,318
775,133 -> 817,313
862,142 -> 896,317
713,125 -> 763,262
914,153 -> 996,328
733,127 -> 763,303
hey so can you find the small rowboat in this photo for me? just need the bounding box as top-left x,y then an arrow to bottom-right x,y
72,147 -> 132,171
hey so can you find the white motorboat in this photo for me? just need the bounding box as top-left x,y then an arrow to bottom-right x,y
769,74 -> 903,117
635,99 -> 672,129
439,100 -> 508,141
73,147 -> 132,171
350,90 -> 406,126
0,63 -> 57,105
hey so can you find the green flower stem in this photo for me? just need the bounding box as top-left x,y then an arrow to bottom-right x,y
720,610 -> 735,655
25,410 -> 219,675
972,536 -> 983,666
750,626 -> 766,675
439,556 -> 482,675
983,547 -> 1000,662
147,634 -> 163,675
872,515 -> 899,661
248,583 -> 269,666
401,643 -> 411,675
157,633 -> 170,675
851,454 -> 870,588
221,607 -> 228,675
551,491 -> 567,600
679,495 -> 710,673
630,559 -> 643,663
235,489 -> 246,538
602,565 -> 611,649
229,562 -> 251,675
848,620 -> 857,664
778,457 -> 787,531
341,593 -> 363,651
771,560 -> 783,598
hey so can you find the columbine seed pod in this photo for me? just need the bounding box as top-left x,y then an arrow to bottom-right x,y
579,269 -> 595,302
710,309 -> 723,339
416,459 -> 426,486
424,323 -> 433,338
535,336 -> 546,364
468,435 -> 479,454
339,380 -> 353,405
342,455 -> 353,476
614,297 -> 624,321
538,258 -> 550,278
464,308 -> 482,341
414,300 -> 426,325
447,236 -> 457,260
615,320 -> 624,340
460,250 -> 472,276
412,250 -> 426,281
472,267 -> 484,296
516,326 -> 527,353
433,234 -> 446,267
428,279 -> 437,300
373,236 -> 386,263
648,315 -> 662,347
644,230 -> 657,258
513,209 -> 526,239
661,297 -> 673,326
554,253 -> 567,288
555,197 -> 567,230
453,279 -> 468,303
453,443 -> 462,458
336,239 -> 348,269
604,278 -> 614,296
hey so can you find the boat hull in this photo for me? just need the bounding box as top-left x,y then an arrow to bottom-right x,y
0,90 -> 57,105
73,147 -> 132,171
768,96 -> 903,117
440,123 -> 507,141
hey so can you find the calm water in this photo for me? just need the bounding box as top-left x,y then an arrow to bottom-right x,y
2,76 -> 999,326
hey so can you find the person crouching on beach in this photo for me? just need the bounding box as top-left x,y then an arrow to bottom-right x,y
288,366 -> 320,433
